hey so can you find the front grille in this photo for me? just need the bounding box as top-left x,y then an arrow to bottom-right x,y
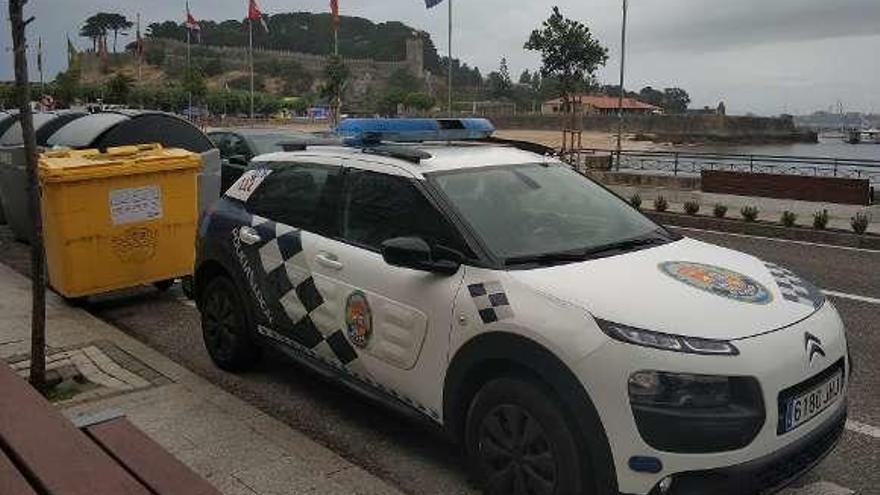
755,412 -> 845,493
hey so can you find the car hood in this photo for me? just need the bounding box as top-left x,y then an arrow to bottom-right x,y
507,238 -> 824,340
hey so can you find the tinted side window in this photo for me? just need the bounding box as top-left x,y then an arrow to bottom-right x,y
342,170 -> 466,252
247,164 -> 341,236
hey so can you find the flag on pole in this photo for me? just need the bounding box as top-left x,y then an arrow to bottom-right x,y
425,0 -> 446,8
67,36 -> 78,67
248,0 -> 269,32
185,3 -> 200,31
185,2 -> 201,43
136,14 -> 144,59
37,37 -> 43,75
330,0 -> 340,27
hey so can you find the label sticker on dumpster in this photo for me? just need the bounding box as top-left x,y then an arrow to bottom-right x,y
109,185 -> 163,226
227,168 -> 273,202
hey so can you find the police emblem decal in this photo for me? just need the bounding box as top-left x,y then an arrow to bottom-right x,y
345,291 -> 373,348
659,261 -> 773,305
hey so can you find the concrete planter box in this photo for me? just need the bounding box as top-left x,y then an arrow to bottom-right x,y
646,211 -> 880,250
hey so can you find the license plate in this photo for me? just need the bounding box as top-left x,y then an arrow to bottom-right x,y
782,370 -> 844,433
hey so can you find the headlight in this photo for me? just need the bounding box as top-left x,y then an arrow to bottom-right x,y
596,319 -> 739,356
629,371 -> 732,408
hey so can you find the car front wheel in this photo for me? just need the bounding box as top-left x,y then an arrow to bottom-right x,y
465,376 -> 594,495
200,276 -> 260,371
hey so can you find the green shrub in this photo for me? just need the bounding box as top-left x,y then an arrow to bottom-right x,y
653,196 -> 668,212
851,212 -> 870,235
813,210 -> 829,230
781,211 -> 797,228
741,206 -> 759,222
683,200 -> 700,215
713,204 -> 728,218
629,194 -> 642,210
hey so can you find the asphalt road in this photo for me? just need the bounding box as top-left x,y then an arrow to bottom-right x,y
1,225 -> 878,495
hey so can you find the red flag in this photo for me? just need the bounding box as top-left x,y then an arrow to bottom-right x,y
185,2 -> 201,31
330,0 -> 340,27
248,0 -> 269,31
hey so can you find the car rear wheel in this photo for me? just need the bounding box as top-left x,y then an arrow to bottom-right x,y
465,377 -> 593,495
200,276 -> 260,371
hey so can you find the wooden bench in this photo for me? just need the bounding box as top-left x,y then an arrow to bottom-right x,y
0,363 -> 221,495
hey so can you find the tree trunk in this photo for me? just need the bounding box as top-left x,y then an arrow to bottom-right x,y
113,30 -> 118,53
8,0 -> 47,392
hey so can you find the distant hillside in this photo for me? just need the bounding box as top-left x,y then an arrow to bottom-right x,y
145,12 -> 482,86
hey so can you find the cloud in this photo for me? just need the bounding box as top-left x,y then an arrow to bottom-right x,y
2,0 -> 878,115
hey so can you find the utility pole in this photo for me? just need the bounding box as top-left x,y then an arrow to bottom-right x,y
447,0 -> 453,116
616,0 -> 628,170
8,0 -> 47,392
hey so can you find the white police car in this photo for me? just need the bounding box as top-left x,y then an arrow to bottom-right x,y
194,119 -> 849,495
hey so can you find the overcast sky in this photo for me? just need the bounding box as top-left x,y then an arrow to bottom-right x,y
2,0 -> 879,115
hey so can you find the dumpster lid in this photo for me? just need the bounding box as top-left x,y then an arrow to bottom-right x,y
46,111 -> 213,153
39,143 -> 201,183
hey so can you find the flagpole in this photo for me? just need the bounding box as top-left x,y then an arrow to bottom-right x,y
38,37 -> 44,98
447,0 -> 452,117
249,17 -> 254,121
186,0 -> 193,121
136,14 -> 142,85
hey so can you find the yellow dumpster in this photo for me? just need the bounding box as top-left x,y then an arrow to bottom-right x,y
39,144 -> 201,298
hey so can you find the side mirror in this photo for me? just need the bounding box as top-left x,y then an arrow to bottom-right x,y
381,237 -> 460,276
228,155 -> 248,166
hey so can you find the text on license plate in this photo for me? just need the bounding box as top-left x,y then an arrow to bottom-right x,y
783,371 -> 844,433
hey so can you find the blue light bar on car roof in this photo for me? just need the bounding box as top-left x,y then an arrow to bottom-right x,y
336,118 -> 495,145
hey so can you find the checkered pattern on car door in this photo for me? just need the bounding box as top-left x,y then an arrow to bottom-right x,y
249,215 -> 364,370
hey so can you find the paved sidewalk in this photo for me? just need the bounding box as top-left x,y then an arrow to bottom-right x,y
0,263 -> 405,495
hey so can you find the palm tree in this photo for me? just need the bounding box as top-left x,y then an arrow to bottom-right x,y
105,13 -> 133,53
79,16 -> 104,52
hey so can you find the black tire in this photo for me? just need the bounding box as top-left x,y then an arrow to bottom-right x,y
465,377 -> 594,495
180,276 -> 195,300
199,276 -> 260,371
153,279 -> 175,292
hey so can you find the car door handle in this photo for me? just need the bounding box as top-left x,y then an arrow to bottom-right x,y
315,252 -> 343,270
238,226 -> 262,246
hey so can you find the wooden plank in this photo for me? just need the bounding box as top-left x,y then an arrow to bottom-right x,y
0,449 -> 38,495
0,365 -> 151,495
85,418 -> 222,495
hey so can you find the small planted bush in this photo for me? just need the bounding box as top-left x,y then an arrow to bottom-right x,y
741,206 -> 759,222
683,200 -> 701,216
654,196 -> 669,212
629,194 -> 642,210
713,204 -> 728,218
852,212 -> 870,235
781,211 -> 798,228
813,210 -> 829,230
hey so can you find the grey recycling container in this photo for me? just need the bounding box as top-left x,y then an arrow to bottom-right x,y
0,112 -> 89,241
46,110 -> 221,218
0,146 -> 30,241
0,111 -> 18,225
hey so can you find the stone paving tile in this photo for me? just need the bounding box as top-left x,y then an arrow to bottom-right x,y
82,345 -> 151,388
231,456 -> 331,495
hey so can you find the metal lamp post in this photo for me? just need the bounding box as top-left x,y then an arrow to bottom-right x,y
616,0 -> 628,170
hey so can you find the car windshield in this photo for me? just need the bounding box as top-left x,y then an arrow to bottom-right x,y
429,163 -> 671,264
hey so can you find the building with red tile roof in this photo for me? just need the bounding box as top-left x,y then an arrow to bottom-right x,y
541,95 -> 661,116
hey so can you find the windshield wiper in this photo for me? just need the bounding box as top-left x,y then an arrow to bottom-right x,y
584,235 -> 670,257
504,250 -> 592,267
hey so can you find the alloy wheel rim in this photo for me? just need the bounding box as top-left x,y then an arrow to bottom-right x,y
478,404 -> 557,495
204,288 -> 237,359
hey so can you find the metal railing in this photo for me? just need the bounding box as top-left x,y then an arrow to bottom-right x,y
578,149 -> 880,185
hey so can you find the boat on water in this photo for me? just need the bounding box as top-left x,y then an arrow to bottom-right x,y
846,128 -> 880,144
